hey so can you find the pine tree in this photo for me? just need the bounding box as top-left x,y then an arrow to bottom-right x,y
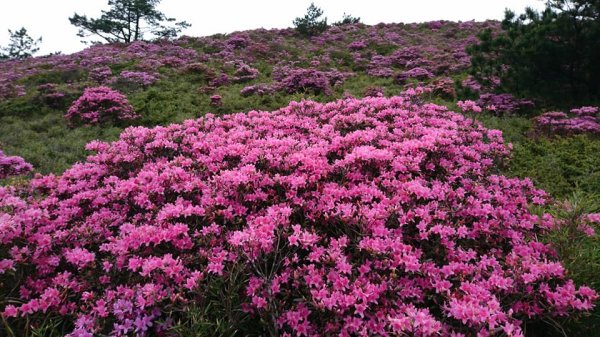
69,0 -> 190,44
0,27 -> 42,60
293,3 -> 328,37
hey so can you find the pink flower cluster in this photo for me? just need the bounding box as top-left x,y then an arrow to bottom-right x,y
534,106 -> 600,136
363,86 -> 385,97
0,95 -> 595,336
0,150 -> 32,179
0,80 -> 25,101
272,66 -> 352,96
240,83 -> 277,97
427,77 -> 456,99
394,67 -> 434,84
457,100 -> 483,113
476,93 -> 534,116
88,66 -> 113,84
119,71 -> 159,86
231,62 -> 260,83
65,86 -> 138,126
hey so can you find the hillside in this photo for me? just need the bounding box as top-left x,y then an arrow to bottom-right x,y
0,21 -> 491,172
1,20 -> 600,337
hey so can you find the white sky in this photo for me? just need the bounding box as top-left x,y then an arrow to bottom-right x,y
0,0 -> 546,55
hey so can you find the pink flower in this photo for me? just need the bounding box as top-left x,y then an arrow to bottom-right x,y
65,86 -> 138,125
2,305 -> 18,318
457,100 -> 482,113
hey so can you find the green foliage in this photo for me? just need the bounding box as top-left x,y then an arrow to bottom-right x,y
508,135 -> 600,198
293,3 -> 328,37
468,1 -> 600,106
69,0 -> 191,44
0,27 -> 41,60
23,69 -> 86,86
0,113 -> 122,174
1,314 -> 70,337
333,13 -> 361,26
167,264 -> 264,337
370,43 -> 398,55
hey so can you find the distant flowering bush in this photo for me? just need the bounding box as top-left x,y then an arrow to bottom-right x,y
389,47 -> 422,67
88,66 -> 113,84
476,93 -> 534,116
226,34 -> 249,49
0,81 -> 25,101
457,99 -> 483,113
367,55 -> 394,78
65,86 -> 138,125
119,71 -> 159,86
0,150 -> 32,179
363,85 -> 384,97
348,40 -> 367,50
209,73 -> 230,87
210,94 -> 222,106
240,83 -> 277,97
394,67 -> 434,84
232,63 -> 259,83
36,83 -> 67,108
273,66 -> 351,95
366,66 -> 394,78
184,62 -> 216,78
535,106 -> 600,136
428,77 -> 456,99
0,95 -> 595,336
462,75 -> 483,92
429,20 -> 444,30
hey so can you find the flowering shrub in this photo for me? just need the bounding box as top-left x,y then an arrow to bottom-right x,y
36,83 -> 67,108
0,95 -> 595,336
208,73 -> 230,87
119,71 -> 159,86
184,62 -> 216,78
88,66 -> 113,84
65,86 -> 138,126
232,63 -> 259,83
210,94 -> 222,106
394,67 -> 434,84
535,106 -> 600,136
240,83 -> 277,97
0,81 -> 25,101
367,55 -> 394,78
462,75 -> 482,93
0,150 -> 32,179
428,77 -> 456,99
457,100 -> 483,114
476,93 -> 534,116
363,86 -> 384,97
273,66 -> 351,95
348,40 -> 367,50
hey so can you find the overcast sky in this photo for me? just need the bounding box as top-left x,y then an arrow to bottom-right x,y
0,0 -> 546,55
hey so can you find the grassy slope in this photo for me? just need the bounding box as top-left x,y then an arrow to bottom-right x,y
0,24 -> 599,336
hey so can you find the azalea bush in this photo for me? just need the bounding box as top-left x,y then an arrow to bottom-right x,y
476,93 -> 534,116
394,67 -> 434,84
534,106 -> 600,136
0,150 -> 32,179
65,86 -> 138,126
272,66 -> 351,95
118,71 -> 159,87
0,95 -> 596,337
36,83 -> 67,109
